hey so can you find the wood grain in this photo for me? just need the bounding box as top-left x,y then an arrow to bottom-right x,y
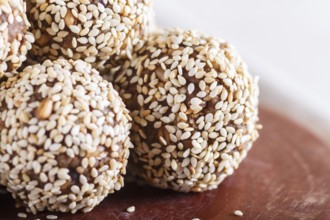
0,107 -> 329,220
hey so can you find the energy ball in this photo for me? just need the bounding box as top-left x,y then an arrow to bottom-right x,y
113,29 -> 261,192
0,59 -> 132,213
0,0 -> 34,76
27,0 -> 153,73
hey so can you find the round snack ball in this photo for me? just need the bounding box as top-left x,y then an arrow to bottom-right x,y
113,29 -> 261,192
27,0 -> 153,73
0,0 -> 34,76
0,59 -> 132,213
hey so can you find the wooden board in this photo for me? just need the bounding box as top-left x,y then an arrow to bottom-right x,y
1,107 -> 329,220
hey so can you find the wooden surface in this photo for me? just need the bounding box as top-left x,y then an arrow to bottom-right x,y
0,107 -> 329,220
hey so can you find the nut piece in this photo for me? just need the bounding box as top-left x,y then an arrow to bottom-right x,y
36,98 -> 53,120
64,10 -> 75,27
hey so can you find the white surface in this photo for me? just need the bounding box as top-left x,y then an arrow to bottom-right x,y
154,0 -> 330,143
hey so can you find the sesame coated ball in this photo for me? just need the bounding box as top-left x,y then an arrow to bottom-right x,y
0,0 -> 34,76
0,59 -> 132,213
27,0 -> 153,73
113,29 -> 261,192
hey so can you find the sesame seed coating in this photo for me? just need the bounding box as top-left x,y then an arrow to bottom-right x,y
0,0 -> 35,76
0,59 -> 132,213
27,0 -> 153,73
113,29 -> 261,192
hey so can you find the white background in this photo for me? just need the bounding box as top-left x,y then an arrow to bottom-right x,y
154,0 -> 330,143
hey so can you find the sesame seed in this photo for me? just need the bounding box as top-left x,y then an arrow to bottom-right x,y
188,83 -> 195,94
17,213 -> 27,218
234,210 -> 244,216
171,160 -> 178,170
46,215 -> 58,220
181,131 -> 192,140
127,206 -> 135,213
